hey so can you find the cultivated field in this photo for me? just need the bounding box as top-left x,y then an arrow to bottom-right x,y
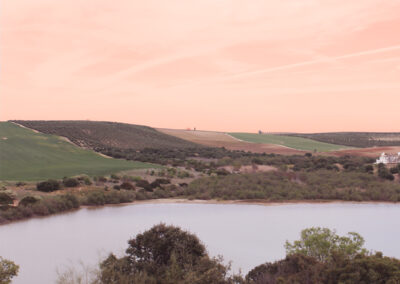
329,146 -> 400,158
157,129 -> 305,155
228,133 -> 350,152
0,122 -> 156,181
286,132 -> 400,148
13,120 -> 198,150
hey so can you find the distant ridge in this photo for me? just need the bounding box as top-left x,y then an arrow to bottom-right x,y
12,120 -> 200,150
285,132 -> 400,148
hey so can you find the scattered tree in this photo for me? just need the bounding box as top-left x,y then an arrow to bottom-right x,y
0,257 -> 19,284
285,227 -> 367,262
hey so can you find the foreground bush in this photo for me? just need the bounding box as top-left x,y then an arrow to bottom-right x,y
99,224 -> 237,284
0,257 -> 19,284
57,226 -> 400,284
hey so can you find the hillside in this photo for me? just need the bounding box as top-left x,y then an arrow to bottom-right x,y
228,133 -> 351,152
285,132 -> 400,148
158,128 -> 304,155
12,120 -> 199,150
0,122 -> 156,181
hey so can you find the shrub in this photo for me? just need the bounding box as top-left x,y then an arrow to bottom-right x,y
99,224 -> 233,283
0,193 -> 14,205
85,191 -> 105,206
135,180 -> 152,191
0,257 -> 19,283
120,182 -> 135,190
110,174 -> 120,180
97,176 -> 108,183
63,178 -> 79,187
18,196 -> 40,207
36,180 -> 60,192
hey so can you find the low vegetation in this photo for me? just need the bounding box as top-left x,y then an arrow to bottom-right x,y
229,132 -> 350,152
184,169 -> 400,202
55,225 -> 400,283
1,152 -> 399,224
286,132 -> 400,148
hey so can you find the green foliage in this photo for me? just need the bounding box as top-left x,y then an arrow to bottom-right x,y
0,122 -> 156,181
0,193 -> 14,206
99,224 -> 236,283
246,254 -> 324,283
378,164 -> 395,181
36,179 -> 61,192
285,227 -> 367,262
63,178 -> 79,187
120,182 -> 134,190
184,169 -> 400,202
18,196 -> 41,207
229,133 -> 350,152
0,257 -> 19,284
246,252 -> 400,284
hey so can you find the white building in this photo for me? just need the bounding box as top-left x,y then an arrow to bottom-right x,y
376,152 -> 400,164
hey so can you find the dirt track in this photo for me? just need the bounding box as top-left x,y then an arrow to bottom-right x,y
158,128 -> 400,157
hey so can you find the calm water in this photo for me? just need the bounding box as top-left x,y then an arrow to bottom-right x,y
1,202 -> 400,284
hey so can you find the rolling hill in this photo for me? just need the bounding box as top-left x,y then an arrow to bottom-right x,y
12,120 -> 199,150
285,132 -> 400,148
228,133 -> 351,152
0,122 -> 156,181
157,128 -> 305,155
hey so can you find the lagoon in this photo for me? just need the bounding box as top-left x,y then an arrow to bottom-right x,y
1,202 -> 400,284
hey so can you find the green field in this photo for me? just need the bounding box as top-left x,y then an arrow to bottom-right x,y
228,132 -> 351,152
0,122 -> 157,181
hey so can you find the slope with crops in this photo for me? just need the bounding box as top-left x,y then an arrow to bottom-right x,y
229,132 -> 351,152
286,132 -> 400,148
0,122 -> 156,181
12,120 -> 199,150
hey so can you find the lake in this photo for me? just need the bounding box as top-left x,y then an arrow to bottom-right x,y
1,202 -> 400,283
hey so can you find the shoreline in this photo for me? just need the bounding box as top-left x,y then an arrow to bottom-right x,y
1,198 -> 398,226
83,198 -> 399,209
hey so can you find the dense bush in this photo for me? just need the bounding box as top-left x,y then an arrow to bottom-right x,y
0,256 -> 19,284
246,252 -> 400,284
63,177 -> 79,187
0,193 -> 14,206
135,180 -> 152,191
18,196 -> 40,207
36,179 -> 60,192
378,164 -> 395,181
60,226 -> 400,283
99,224 -> 236,283
120,182 -> 135,190
184,170 -> 400,202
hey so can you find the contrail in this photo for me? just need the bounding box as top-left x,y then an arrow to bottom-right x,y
223,44 -> 400,80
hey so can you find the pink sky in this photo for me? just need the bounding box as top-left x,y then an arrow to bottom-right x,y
1,0 -> 400,132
